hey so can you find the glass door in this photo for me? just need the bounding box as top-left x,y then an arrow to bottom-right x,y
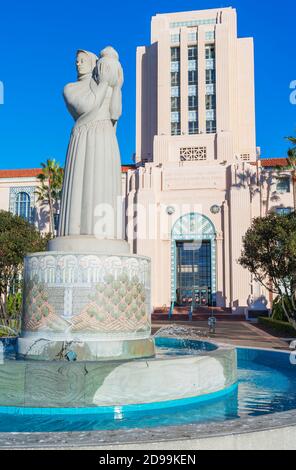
176,240 -> 212,307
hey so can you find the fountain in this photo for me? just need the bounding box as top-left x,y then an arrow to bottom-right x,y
0,46 -> 237,414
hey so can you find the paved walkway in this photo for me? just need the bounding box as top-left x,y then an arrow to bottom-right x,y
152,320 -> 291,350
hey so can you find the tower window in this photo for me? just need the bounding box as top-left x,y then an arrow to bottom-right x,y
206,121 -> 216,134
206,95 -> 216,110
171,72 -> 180,86
205,45 -> 215,59
171,47 -> 180,61
188,70 -> 197,85
171,97 -> 180,111
188,95 -> 197,110
188,122 -> 198,135
171,122 -> 181,136
188,46 -> 197,60
206,69 -> 216,84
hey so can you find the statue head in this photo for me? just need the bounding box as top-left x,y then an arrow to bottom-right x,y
76,50 -> 98,79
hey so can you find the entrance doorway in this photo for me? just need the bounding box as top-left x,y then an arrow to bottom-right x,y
176,240 -> 212,307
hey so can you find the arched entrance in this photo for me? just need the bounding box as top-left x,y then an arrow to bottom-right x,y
171,213 -> 217,307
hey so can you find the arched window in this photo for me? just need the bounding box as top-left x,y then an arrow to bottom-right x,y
15,192 -> 31,220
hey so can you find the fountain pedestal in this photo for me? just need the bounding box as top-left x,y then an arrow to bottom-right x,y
18,250 -> 154,361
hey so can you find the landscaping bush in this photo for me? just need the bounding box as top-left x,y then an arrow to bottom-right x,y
259,317 -> 296,337
272,295 -> 289,322
0,293 -> 22,337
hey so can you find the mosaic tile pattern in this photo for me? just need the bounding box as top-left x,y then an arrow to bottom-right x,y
22,253 -> 151,338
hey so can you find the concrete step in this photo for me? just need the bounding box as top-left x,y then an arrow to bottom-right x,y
152,307 -> 245,322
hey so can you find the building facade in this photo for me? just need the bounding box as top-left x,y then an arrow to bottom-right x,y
126,7 -> 294,311
0,7 -> 294,313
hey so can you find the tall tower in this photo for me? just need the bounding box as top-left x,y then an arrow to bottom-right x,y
136,7 -> 256,165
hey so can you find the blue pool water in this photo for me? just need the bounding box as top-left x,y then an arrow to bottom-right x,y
0,339 -> 295,432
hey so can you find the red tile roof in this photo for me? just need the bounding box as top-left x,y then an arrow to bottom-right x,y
121,165 -> 136,173
0,165 -> 136,179
259,158 -> 289,167
0,168 -> 42,178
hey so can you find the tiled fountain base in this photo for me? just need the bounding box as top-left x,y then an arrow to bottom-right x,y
19,251 -> 153,361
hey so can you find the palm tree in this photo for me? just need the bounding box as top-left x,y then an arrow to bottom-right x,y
275,135 -> 296,212
287,136 -> 296,146
35,159 -> 64,236
286,147 -> 296,211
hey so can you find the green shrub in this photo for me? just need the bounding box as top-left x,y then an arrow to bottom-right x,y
0,293 -> 22,337
6,293 -> 22,317
272,295 -> 289,322
259,317 -> 296,337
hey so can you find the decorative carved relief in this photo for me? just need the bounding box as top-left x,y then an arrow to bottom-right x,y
180,147 -> 207,162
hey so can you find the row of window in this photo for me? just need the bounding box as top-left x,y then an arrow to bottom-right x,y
172,30 -> 216,44
171,70 -> 215,87
171,45 -> 215,62
170,19 -> 217,28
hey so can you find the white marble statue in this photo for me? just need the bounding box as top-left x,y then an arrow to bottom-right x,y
58,47 -> 124,239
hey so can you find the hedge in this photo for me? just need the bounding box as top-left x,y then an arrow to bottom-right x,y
258,317 -> 296,337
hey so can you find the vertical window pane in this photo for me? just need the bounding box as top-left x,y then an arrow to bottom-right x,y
205,45 -> 215,59
206,69 -> 216,84
171,47 -> 180,61
188,70 -> 197,84
171,96 -> 180,111
188,95 -> 197,110
206,121 -> 216,134
206,94 -> 216,110
188,46 -> 197,60
171,122 -> 181,135
15,192 -> 30,221
171,72 -> 180,86
188,121 -> 198,134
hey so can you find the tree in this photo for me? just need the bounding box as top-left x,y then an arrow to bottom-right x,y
35,159 -> 64,236
287,135 -> 296,146
0,210 -> 48,320
239,213 -> 296,329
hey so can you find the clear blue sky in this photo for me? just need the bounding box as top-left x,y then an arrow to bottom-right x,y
0,0 -> 295,170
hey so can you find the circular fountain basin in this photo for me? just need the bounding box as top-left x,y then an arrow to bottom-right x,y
0,342 -> 296,450
0,338 -> 237,410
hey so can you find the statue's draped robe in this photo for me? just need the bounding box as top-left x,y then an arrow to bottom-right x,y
58,76 -> 122,238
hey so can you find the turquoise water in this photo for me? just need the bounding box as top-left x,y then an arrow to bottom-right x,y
0,340 -> 295,432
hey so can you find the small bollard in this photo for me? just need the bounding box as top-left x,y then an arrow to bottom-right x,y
189,305 -> 193,322
208,316 -> 217,335
168,302 -> 174,320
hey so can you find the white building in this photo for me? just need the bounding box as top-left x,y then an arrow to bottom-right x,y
0,7 -> 294,313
